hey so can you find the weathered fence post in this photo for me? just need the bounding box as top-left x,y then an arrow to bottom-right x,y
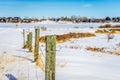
34,28 -> 40,62
45,35 -> 56,80
29,32 -> 32,52
23,29 -> 25,46
27,34 -> 30,48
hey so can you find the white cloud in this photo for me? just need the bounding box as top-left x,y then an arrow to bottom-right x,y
83,4 -> 92,8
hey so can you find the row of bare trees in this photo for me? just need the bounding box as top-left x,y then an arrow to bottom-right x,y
0,16 -> 120,23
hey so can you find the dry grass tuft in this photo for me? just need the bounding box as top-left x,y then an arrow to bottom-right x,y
23,44 -> 34,53
28,46 -> 34,53
31,47 -> 35,53
115,48 -> 120,56
115,51 -> 120,56
22,44 -> 28,49
99,24 -> 111,28
36,53 -> 45,71
86,47 -> 104,52
99,24 -> 120,28
97,24 -> 120,34
86,46 -> 120,56
95,29 -> 119,34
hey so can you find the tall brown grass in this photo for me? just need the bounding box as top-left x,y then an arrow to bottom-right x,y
39,32 -> 96,43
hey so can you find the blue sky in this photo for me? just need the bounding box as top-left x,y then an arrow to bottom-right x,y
0,0 -> 120,18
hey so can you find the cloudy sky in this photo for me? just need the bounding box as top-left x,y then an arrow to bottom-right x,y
0,0 -> 120,18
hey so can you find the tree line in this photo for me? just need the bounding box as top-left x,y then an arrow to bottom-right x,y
0,16 -> 120,23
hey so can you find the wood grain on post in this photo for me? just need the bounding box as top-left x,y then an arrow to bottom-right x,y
29,32 -> 32,52
45,35 -> 56,80
23,29 -> 25,46
34,28 -> 40,62
27,34 -> 30,48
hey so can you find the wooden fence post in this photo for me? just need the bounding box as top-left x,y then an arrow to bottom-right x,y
27,34 -> 30,48
45,35 -> 56,80
34,28 -> 40,62
23,29 -> 25,46
29,32 -> 32,52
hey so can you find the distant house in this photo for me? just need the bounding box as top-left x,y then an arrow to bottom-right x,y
99,19 -> 106,23
48,18 -> 56,21
32,18 -> 39,23
12,17 -> 21,23
22,18 -> 32,23
90,18 -> 96,23
40,19 -> 47,22
79,17 -> 88,22
71,18 -> 77,23
7,17 -> 13,23
0,17 -> 7,23
5,17 -> 21,23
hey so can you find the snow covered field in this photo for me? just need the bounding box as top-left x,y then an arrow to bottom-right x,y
0,23 -> 120,80
0,22 -> 120,28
